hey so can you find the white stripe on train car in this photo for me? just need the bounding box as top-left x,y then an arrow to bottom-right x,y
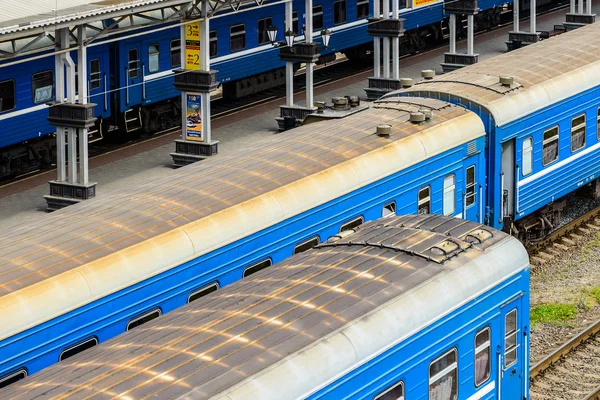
466,380 -> 496,400
518,141 -> 600,187
0,103 -> 48,121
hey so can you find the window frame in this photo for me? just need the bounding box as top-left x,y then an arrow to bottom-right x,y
542,125 -> 560,166
0,79 -> 16,113
522,136 -> 533,177
382,201 -> 396,218
465,166 -> 476,208
127,308 -> 161,330
170,39 -> 181,68
333,0 -> 348,25
570,113 -> 586,153
31,70 -> 54,104
504,309 -> 518,368
357,0 -> 370,18
340,216 -> 364,233
243,258 -> 273,278
443,174 -> 456,216
313,5 -> 324,30
188,282 -> 219,303
0,368 -> 27,389
375,380 -> 404,400
148,44 -> 160,73
429,348 -> 458,400
128,48 -> 139,79
292,11 -> 299,35
59,337 -> 98,362
230,24 -> 247,52
597,107 -> 600,141
294,236 -> 320,254
474,326 -> 491,387
418,186 -> 431,214
89,59 -> 101,90
257,17 -> 274,45
210,30 -> 218,57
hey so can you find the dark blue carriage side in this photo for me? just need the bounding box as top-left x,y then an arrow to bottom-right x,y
309,263 -> 530,400
0,128 -> 485,381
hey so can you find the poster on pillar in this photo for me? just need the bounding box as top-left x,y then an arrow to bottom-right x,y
185,22 -> 201,71
185,93 -> 203,141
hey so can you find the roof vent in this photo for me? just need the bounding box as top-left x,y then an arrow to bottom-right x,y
315,101 -> 326,113
332,96 -> 349,109
419,108 -> 433,120
499,76 -> 513,87
421,69 -> 435,80
376,124 -> 392,137
347,95 -> 360,107
409,112 -> 425,123
400,78 -> 414,88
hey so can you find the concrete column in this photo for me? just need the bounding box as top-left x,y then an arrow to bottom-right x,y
514,0 -> 520,32
587,0 -> 592,14
449,14 -> 456,54
286,0 -> 294,106
467,14 -> 474,55
579,0 -> 584,13
77,25 -> 89,185
530,0 -> 536,33
55,29 -> 66,183
305,0 -> 314,108
200,2 -> 212,143
382,0 -> 390,78
373,0 -> 381,78
392,0 -> 400,80
62,31 -> 77,184
571,0 -> 575,13
180,24 -> 187,140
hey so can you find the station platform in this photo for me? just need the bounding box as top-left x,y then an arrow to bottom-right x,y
0,6 -> 585,232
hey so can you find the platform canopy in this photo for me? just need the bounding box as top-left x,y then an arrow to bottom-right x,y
0,0 -> 277,61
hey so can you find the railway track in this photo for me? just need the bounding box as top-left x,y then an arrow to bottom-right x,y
527,206 -> 600,268
530,318 -> 600,399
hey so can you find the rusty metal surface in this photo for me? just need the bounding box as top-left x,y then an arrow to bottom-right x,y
0,100 -> 467,298
1,215 -> 507,400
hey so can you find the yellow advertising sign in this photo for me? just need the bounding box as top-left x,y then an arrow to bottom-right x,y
413,0 -> 437,6
185,22 -> 201,71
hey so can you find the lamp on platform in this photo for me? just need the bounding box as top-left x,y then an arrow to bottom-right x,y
267,25 -> 278,45
321,29 -> 332,49
284,29 -> 295,47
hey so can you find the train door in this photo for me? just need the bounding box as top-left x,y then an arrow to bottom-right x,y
463,162 -> 479,222
501,140 -> 516,227
122,44 -> 143,132
499,297 -> 524,399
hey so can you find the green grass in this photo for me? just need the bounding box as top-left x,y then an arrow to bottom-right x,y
589,286 -> 600,303
531,304 -> 579,326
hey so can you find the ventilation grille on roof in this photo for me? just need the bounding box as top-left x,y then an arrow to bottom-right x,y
467,141 -> 477,156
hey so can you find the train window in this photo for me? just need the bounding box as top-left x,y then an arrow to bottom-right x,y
230,24 -> 246,52
210,30 -> 218,57
504,309 -> 518,367
243,259 -> 273,278
382,201 -> 396,218
357,0 -> 369,18
375,381 -> 404,400
334,0 -> 347,24
340,216 -> 364,232
294,236 -> 320,254
292,11 -> 299,34
522,137 -> 533,176
258,17 -> 273,45
0,369 -> 27,389
313,5 -> 324,31
170,39 -> 181,67
148,44 -> 160,73
475,327 -> 491,386
90,59 -> 101,90
597,107 -> 600,140
127,308 -> 161,330
0,80 -> 16,112
418,186 -> 430,214
443,175 -> 456,216
32,70 -> 54,104
542,126 -> 559,166
128,49 -> 139,78
188,282 -> 219,303
429,348 -> 458,400
571,114 -> 586,152
59,337 -> 98,362
466,166 -> 475,207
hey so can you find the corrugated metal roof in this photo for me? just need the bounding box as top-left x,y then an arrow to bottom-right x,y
0,0 -> 187,36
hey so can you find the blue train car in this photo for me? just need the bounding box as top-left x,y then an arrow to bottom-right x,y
383,22 -> 600,241
0,215 -> 531,400
0,98 -> 486,387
